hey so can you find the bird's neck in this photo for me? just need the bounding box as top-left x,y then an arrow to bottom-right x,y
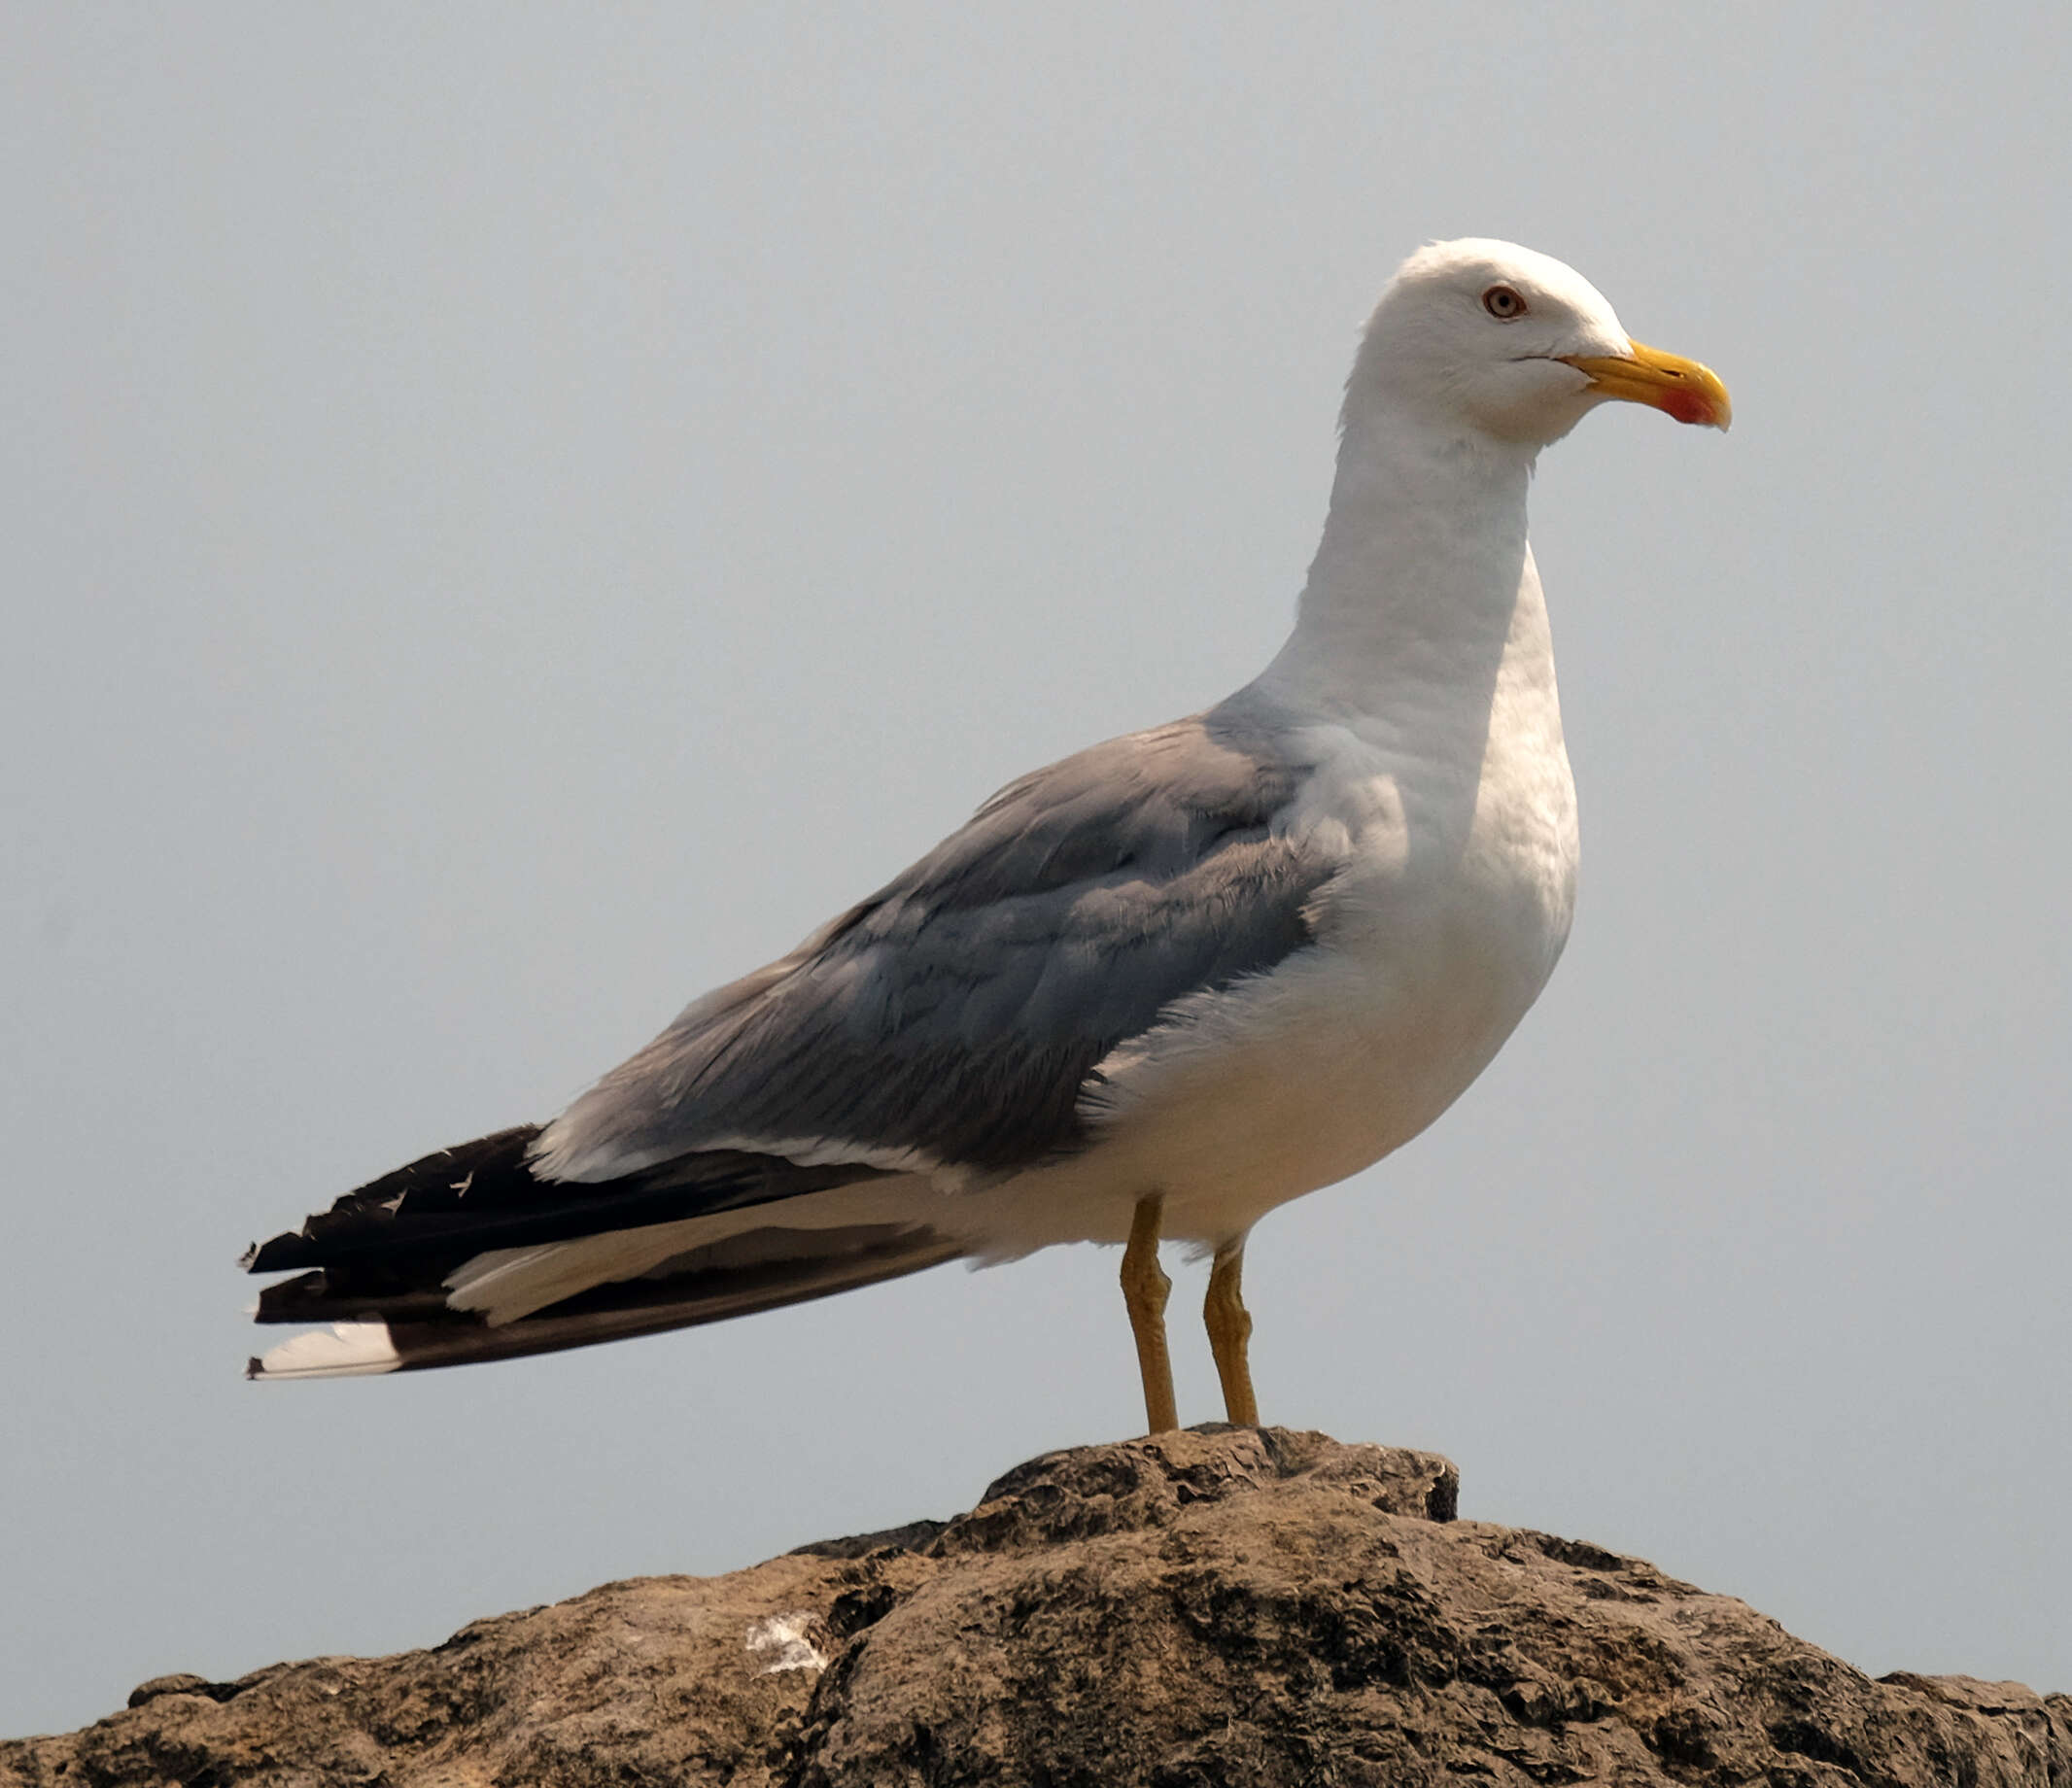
1254,410 -> 1540,719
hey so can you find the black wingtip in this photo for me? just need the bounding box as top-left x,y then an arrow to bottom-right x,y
244,1356 -> 264,1381
245,1124 -> 549,1277
244,1230 -> 312,1274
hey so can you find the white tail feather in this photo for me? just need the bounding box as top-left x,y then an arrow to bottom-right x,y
249,1322 -> 401,1381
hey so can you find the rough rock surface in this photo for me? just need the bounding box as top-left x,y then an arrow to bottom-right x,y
5,1427 -> 2065,1786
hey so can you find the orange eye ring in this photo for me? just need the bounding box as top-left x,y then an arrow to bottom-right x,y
1481,285 -> 1527,321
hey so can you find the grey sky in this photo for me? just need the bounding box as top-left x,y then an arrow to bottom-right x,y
4,2 -> 2067,1738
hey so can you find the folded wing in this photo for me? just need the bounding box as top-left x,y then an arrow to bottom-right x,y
246,705 -> 1337,1376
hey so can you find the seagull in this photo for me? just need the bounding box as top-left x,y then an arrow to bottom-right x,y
244,238 -> 1729,1432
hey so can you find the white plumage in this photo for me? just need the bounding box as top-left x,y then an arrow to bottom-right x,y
245,238 -> 1728,1423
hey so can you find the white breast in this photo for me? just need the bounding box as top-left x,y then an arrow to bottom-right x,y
954,554 -> 1579,1259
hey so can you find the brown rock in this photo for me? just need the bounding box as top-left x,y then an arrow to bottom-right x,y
4,1427 -> 2065,1786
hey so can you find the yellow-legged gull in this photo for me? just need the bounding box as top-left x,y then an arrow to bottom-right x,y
244,238 -> 1730,1432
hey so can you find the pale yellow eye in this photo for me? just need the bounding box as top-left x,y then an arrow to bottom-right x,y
1481,285 -> 1527,321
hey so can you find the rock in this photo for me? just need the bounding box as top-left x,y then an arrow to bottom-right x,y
4,1427 -> 2065,1786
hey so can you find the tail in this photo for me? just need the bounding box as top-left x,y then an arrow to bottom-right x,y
243,1125 -> 963,1380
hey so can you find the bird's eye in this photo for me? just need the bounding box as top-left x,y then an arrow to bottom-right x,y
1481,285 -> 1527,321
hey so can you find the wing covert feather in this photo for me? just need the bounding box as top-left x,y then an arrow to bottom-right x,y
534,708 -> 1335,1183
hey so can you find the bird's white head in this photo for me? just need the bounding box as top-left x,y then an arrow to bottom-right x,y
1347,237 -> 1731,450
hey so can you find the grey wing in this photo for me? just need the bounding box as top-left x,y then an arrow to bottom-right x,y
531,706 -> 1338,1186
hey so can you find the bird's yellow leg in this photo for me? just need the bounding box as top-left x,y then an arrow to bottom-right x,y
1121,1194 -> 1179,1434
1204,1238 -> 1260,1427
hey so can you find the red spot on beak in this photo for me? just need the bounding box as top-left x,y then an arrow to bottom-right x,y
1660,387 -> 1714,427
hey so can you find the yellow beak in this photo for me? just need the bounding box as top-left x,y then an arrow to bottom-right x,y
1560,341 -> 1732,430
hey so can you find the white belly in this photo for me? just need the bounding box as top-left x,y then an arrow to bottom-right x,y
945,813 -> 1576,1258
938,636 -> 1582,1255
